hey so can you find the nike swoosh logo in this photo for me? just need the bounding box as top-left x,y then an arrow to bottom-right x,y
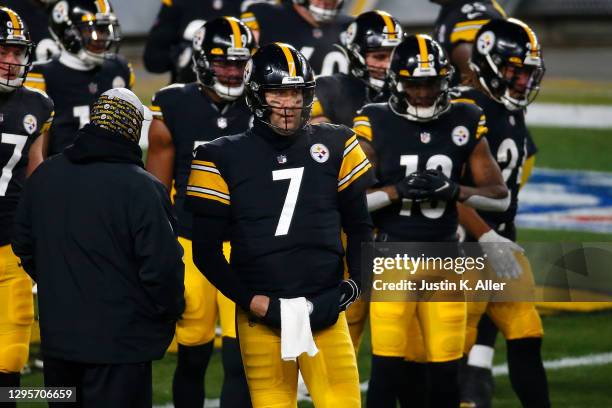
435,182 -> 449,192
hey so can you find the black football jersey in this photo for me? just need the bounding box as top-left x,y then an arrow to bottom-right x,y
354,101 -> 486,242
314,73 -> 389,127
185,123 -> 373,297
151,82 -> 252,238
24,55 -> 135,155
0,86 -> 54,245
241,2 -> 351,76
456,87 -> 536,227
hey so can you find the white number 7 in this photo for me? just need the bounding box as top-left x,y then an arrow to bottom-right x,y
0,133 -> 28,196
272,167 -> 304,236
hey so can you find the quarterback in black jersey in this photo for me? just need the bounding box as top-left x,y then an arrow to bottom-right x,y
457,19 -> 550,408
312,10 -> 403,126
24,0 -> 134,155
355,35 -> 507,408
431,0 -> 506,85
0,7 -> 53,396
186,43 -> 373,407
147,17 -> 255,408
241,0 -> 351,75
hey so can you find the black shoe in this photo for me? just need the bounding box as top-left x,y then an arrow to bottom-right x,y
460,365 -> 494,408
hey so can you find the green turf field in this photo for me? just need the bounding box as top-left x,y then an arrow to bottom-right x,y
16,74 -> 612,407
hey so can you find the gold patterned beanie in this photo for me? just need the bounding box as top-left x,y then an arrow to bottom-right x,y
90,88 -> 145,143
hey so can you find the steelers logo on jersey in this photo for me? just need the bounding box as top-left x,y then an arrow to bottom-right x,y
452,126 -> 470,146
112,76 -> 126,88
476,31 -> 496,55
23,114 -> 38,135
310,143 -> 330,163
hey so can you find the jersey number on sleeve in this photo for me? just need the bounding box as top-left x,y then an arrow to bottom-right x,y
272,167 -> 304,236
399,154 -> 453,219
0,133 -> 28,196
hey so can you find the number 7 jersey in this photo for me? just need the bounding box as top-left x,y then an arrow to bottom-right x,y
0,86 -> 54,245
185,123 -> 374,298
354,101 -> 486,242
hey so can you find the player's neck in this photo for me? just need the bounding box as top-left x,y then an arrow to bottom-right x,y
59,51 -> 96,71
293,4 -> 320,28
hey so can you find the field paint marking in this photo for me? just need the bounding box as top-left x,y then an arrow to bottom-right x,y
527,103 -> 612,129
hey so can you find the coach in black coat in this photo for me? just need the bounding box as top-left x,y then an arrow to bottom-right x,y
12,88 -> 185,408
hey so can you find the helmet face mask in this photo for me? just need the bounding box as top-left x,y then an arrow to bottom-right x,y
342,11 -> 403,92
0,7 -> 32,92
192,17 -> 255,101
50,1 -> 121,66
245,43 -> 316,135
471,18 -> 545,111
294,0 -> 344,23
388,34 -> 453,122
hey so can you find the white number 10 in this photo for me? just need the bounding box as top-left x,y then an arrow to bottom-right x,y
272,167 -> 304,236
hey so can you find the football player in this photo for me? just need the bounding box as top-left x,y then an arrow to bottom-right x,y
1,0 -> 60,61
312,10 -> 403,126
431,0 -> 506,85
146,16 -> 255,408
143,0 -> 277,83
186,42 -> 373,407
456,18 -> 550,408
241,0 -> 351,75
0,6 -> 54,400
354,35 -> 508,407
24,0 -> 134,156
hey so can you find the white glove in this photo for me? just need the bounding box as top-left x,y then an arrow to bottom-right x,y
478,230 -> 524,279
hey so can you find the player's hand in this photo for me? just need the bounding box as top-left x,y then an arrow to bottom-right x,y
250,295 -> 270,318
260,296 -> 282,329
339,279 -> 360,311
420,169 -> 460,201
478,230 -> 525,279
395,172 -> 431,201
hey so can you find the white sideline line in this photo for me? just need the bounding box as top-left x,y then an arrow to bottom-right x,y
527,103 -> 612,129
154,352 -> 612,407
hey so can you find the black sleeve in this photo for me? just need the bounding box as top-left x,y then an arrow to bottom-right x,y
143,2 -> 181,74
192,215 -> 255,312
339,191 -> 373,290
526,130 -> 538,157
11,180 -> 36,280
131,182 -> 185,321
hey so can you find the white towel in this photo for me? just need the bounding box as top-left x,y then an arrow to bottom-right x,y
280,297 -> 319,361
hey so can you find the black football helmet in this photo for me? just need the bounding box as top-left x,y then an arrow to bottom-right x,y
388,34 -> 454,121
0,7 -> 33,92
470,18 -> 545,111
341,10 -> 403,91
293,0 -> 344,22
245,42 -> 315,134
49,0 -> 121,66
192,17 -> 256,101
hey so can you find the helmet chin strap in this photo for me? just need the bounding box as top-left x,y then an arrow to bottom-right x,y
368,77 -> 385,91
212,80 -> 244,101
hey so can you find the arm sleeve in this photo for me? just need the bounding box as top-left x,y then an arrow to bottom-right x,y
192,215 -> 255,311
339,192 -> 373,290
143,1 -> 181,74
11,181 -> 36,280
132,183 -> 185,321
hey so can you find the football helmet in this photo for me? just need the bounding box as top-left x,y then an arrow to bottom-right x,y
341,10 -> 403,91
470,18 -> 545,111
388,34 -> 454,121
293,0 -> 344,23
192,17 -> 256,101
49,0 -> 121,66
245,42 -> 315,134
0,7 -> 33,92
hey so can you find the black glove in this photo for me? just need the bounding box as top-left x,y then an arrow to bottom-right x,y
309,287 -> 342,332
339,279 -> 361,311
395,172 -> 431,201
420,169 -> 460,201
262,296 -> 281,329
